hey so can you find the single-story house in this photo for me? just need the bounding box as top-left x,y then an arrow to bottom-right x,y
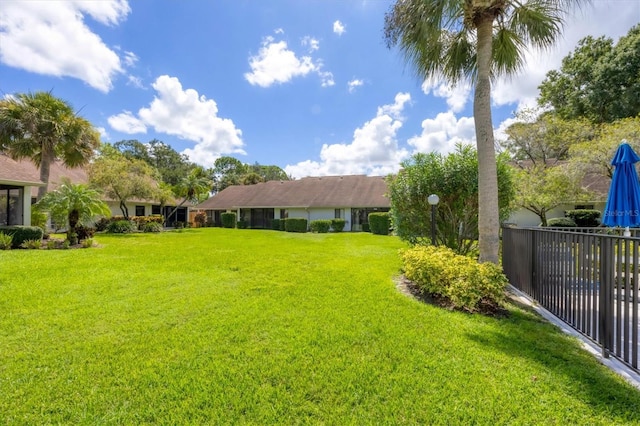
0,155 -> 44,226
196,175 -> 390,231
0,153 -> 190,227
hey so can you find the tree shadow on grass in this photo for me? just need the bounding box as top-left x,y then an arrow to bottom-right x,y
464,303 -> 640,423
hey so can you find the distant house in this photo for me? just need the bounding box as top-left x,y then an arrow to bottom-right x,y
196,175 -> 390,231
0,155 -> 44,226
0,153 -> 190,227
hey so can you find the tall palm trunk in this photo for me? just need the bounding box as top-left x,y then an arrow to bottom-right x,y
474,17 -> 500,264
37,146 -> 55,201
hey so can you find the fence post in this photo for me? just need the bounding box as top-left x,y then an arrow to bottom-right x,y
598,236 -> 613,358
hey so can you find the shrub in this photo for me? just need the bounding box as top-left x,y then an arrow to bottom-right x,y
237,220 -> 248,229
221,212 -> 237,229
61,240 -> 71,249
331,219 -> 346,232
368,212 -> 390,235
0,233 -> 13,250
142,222 -> 163,233
106,220 -> 137,234
81,238 -> 94,248
362,223 -> 370,232
75,225 -> 95,241
94,217 -> 111,232
132,215 -> 164,229
565,209 -> 601,227
21,239 -> 42,249
31,209 -> 48,232
279,219 -> 286,231
545,217 -> 577,227
285,218 -> 308,233
194,211 -> 207,228
0,226 -> 44,248
46,239 -> 56,250
271,219 -> 281,230
401,245 -> 508,312
310,220 -> 331,233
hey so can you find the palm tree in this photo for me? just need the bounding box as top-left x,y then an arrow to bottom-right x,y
166,167 -> 212,226
36,178 -> 111,243
0,91 -> 100,201
384,0 -> 581,263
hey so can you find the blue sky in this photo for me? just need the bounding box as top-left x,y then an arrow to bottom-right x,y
1,1 -> 639,178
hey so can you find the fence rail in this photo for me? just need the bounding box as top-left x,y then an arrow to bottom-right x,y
502,226 -> 639,373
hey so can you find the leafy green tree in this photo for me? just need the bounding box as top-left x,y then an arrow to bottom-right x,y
247,163 -> 289,182
539,25 -> 640,123
384,0 -> 578,263
0,91 -> 100,200
512,164 -> 589,226
36,178 -> 110,243
570,117 -> 640,179
212,156 -> 247,193
113,139 -> 197,186
166,167 -> 212,225
501,109 -> 595,165
387,144 -> 515,255
88,145 -> 163,219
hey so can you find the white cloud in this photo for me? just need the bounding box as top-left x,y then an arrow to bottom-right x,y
127,75 -> 145,89
107,75 -> 245,167
122,51 -> 138,67
348,79 -> 364,93
274,28 -> 284,35
108,111 -> 147,134
408,112 -> 476,155
245,35 -> 333,88
0,0 -> 132,92
302,36 -> 320,52
333,20 -> 346,36
421,79 -> 471,113
96,127 -> 109,141
285,93 -> 411,178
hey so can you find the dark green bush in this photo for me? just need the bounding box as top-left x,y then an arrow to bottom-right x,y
362,223 -> 371,232
279,219 -> 286,231
285,218 -> 308,233
106,220 -> 137,234
237,220 -> 248,229
0,226 -> 44,248
142,222 -> 163,233
565,209 -> 601,227
75,225 -> 95,240
272,219 -> 281,230
545,217 -> 577,227
221,212 -> 237,228
94,217 -> 111,232
401,245 -> 507,312
310,220 -> 331,233
331,219 -> 346,232
368,212 -> 390,235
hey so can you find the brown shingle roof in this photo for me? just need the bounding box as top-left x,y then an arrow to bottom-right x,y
0,154 -> 89,196
0,154 -> 44,186
197,175 -> 390,210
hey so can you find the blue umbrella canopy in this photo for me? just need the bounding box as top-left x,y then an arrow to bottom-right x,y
602,141 -> 640,227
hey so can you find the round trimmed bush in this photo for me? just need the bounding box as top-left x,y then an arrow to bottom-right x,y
545,217 -> 577,227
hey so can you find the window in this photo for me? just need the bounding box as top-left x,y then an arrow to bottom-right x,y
152,205 -> 161,215
574,204 -> 594,210
135,205 -> 145,216
280,209 -> 288,219
335,209 -> 341,219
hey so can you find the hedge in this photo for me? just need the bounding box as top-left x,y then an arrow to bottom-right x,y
368,212 -> 390,235
546,217 -> 577,227
565,209 -> 601,227
0,226 -> 44,248
310,220 -> 331,233
106,220 -> 137,234
331,218 -> 346,232
285,218 -> 308,233
271,219 -> 281,230
221,212 -> 237,229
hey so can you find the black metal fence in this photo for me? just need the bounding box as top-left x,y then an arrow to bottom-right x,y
502,226 -> 639,372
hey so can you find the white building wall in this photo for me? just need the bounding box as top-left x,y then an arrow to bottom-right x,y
309,208 -> 335,222
506,202 -> 606,227
287,208 -> 309,220
22,185 -> 32,226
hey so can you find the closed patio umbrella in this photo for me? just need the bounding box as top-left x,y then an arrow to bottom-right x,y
602,141 -> 640,234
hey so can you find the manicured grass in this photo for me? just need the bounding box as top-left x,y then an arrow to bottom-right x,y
1,228 -> 639,424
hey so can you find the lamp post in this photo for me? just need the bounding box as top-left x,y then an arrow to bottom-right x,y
427,194 -> 439,246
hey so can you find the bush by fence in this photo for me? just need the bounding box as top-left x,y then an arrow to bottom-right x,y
401,245 -> 507,312
546,217 -> 577,227
565,209 -> 601,227
221,212 -> 237,229
285,218 -> 308,233
368,212 -> 390,235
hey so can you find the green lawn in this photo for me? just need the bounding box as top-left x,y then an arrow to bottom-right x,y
1,228 -> 639,424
